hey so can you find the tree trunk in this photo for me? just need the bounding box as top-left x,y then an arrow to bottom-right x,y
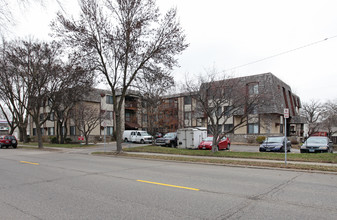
115,113 -> 123,153
36,124 -> 44,149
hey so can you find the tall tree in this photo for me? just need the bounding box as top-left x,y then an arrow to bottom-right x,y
321,100 -> 337,138
52,0 -> 188,153
49,63 -> 95,144
136,69 -> 175,135
73,102 -> 102,145
301,100 -> 323,136
185,70 -> 267,152
0,40 -> 30,142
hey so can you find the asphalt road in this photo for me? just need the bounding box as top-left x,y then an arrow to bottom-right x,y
1,148 -> 337,219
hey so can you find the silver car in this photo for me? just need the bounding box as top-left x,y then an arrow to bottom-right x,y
300,136 -> 334,153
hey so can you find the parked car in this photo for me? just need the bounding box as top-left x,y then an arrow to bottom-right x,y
259,136 -> 291,152
198,136 -> 230,150
300,136 -> 333,153
0,135 -> 18,149
123,130 -> 138,142
155,132 -> 163,139
130,131 -> 153,144
155,132 -> 177,147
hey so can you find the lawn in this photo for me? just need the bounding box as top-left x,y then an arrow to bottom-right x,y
20,142 -> 98,148
124,145 -> 337,164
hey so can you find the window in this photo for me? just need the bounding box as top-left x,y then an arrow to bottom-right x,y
40,128 -> 44,135
70,126 -> 76,136
106,95 -> 113,104
216,106 -> 222,117
33,128 -> 36,136
184,112 -> 192,120
143,114 -> 148,123
184,96 -> 192,105
48,127 -> 55,136
250,104 -> 258,115
40,113 -> 44,121
248,83 -> 259,95
224,106 -> 233,116
107,111 -> 113,120
248,123 -> 259,134
106,126 -> 113,136
125,112 -> 131,122
47,112 -> 54,121
224,124 -> 234,133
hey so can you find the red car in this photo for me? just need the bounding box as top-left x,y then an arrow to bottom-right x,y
0,135 -> 18,149
198,136 -> 230,150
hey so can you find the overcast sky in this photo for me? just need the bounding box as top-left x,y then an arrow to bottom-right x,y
8,0 -> 337,103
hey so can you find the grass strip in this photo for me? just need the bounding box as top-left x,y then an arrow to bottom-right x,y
94,152 -> 337,173
123,145 -> 337,163
20,142 -> 98,148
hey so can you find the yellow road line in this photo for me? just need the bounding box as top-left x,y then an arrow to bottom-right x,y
20,161 -> 39,165
137,180 -> 200,191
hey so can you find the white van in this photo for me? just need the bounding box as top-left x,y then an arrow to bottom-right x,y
123,130 -> 138,142
130,131 -> 153,144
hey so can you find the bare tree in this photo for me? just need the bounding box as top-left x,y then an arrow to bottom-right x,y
47,54 -> 95,144
185,70 -> 267,152
0,40 -> 30,141
0,0 -> 64,33
52,0 -> 188,153
73,102 -> 102,145
136,69 -> 175,135
301,100 -> 324,136
321,100 -> 337,138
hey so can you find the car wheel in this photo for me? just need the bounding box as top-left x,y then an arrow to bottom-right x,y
300,149 -> 305,153
124,138 -> 128,142
227,143 -> 230,150
140,139 -> 145,144
170,142 -> 175,148
13,145 -> 17,149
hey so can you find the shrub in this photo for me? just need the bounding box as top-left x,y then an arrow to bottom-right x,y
49,136 -> 58,144
256,136 -> 266,144
65,138 -> 72,144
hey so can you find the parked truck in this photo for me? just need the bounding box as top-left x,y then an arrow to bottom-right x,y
177,127 -> 207,149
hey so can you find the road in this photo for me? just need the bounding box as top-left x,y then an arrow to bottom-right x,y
1,148 -> 337,219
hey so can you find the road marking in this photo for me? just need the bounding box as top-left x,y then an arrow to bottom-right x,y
20,161 -> 39,165
137,180 -> 200,191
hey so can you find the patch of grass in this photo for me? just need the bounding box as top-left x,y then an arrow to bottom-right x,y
124,145 -> 337,164
20,142 -> 97,148
121,154 -> 337,173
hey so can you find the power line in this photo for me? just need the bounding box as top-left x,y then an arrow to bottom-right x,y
225,35 -> 337,72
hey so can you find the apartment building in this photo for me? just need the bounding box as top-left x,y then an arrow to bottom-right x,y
29,73 -> 304,143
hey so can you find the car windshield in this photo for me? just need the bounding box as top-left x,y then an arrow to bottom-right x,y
306,138 -> 327,144
264,137 -> 283,143
164,133 -> 175,138
203,137 -> 213,142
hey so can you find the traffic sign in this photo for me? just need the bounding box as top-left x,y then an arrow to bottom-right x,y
284,108 -> 289,118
